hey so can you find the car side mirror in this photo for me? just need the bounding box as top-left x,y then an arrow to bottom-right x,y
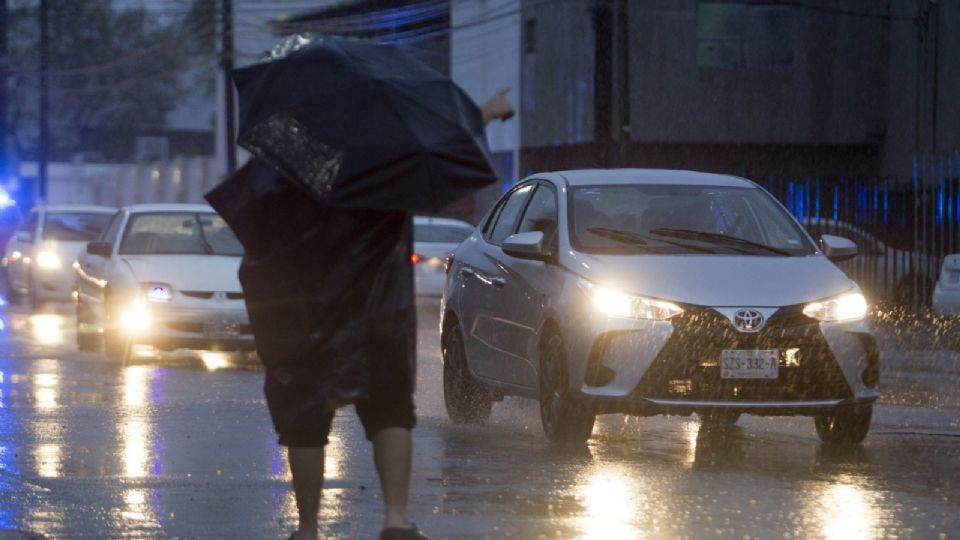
502,231 -> 546,260
821,234 -> 857,262
86,241 -> 112,257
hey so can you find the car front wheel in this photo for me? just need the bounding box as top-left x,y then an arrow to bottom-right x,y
539,329 -> 595,445
103,300 -> 131,363
815,405 -> 872,444
442,322 -> 492,424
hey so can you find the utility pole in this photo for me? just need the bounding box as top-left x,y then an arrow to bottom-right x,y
591,0 -> 613,168
38,0 -> 49,203
221,0 -> 237,175
0,0 -> 7,181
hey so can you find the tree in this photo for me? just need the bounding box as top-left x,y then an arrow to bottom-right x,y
5,0 -> 217,161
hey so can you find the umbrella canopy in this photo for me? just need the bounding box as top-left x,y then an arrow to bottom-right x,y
229,33 -> 498,213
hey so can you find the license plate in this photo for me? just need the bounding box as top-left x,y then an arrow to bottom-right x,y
204,320 -> 239,339
721,349 -> 779,379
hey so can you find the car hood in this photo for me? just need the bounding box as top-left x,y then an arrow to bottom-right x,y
121,255 -> 242,292
567,253 -> 856,306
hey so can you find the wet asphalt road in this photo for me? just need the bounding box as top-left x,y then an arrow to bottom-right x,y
0,299 -> 959,539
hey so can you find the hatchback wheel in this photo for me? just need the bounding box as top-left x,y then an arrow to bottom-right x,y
75,301 -> 101,351
539,330 -> 595,444
442,322 -> 492,424
103,304 -> 131,363
815,405 -> 872,444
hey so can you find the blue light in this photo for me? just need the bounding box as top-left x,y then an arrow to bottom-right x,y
146,286 -> 172,303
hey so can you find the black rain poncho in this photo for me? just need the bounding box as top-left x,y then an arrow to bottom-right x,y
212,160 -> 416,416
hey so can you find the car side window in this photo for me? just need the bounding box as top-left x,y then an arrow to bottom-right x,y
100,213 -> 124,245
517,184 -> 558,254
488,184 -> 534,245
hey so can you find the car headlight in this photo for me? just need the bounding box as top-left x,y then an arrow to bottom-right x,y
120,299 -> 150,332
36,251 -> 62,270
802,291 -> 868,322
578,278 -> 683,320
141,282 -> 174,303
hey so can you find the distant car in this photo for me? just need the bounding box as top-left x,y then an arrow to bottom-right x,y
0,190 -> 22,275
413,216 -> 474,296
442,170 -> 880,445
932,254 -> 960,317
3,205 -> 115,306
74,204 -> 253,360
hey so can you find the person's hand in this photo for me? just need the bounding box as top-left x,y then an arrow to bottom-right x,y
481,87 -> 515,125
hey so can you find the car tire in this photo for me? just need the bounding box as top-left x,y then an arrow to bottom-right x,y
814,405 -> 872,444
539,329 -> 595,445
75,301 -> 101,352
103,301 -> 130,363
103,329 -> 130,363
28,288 -> 43,310
6,274 -> 21,304
442,321 -> 492,424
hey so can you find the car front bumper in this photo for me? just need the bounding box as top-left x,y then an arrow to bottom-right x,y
563,304 -> 880,416
31,266 -> 77,302
126,304 -> 255,352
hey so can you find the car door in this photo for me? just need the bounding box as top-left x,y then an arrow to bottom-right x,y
457,183 -> 534,383
492,182 -> 562,388
76,211 -> 125,322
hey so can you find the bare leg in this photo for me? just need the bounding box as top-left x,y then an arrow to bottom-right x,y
373,427 -> 413,530
288,447 -> 325,540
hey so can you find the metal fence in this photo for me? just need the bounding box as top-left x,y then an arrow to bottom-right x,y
756,156 -> 960,308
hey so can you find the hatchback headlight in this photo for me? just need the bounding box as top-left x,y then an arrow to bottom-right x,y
36,251 -> 62,270
578,278 -> 683,320
141,282 -> 174,303
802,291 -> 867,322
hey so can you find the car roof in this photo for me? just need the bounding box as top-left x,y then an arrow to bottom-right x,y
124,203 -> 216,214
413,216 -> 474,228
34,204 -> 116,214
535,169 -> 756,188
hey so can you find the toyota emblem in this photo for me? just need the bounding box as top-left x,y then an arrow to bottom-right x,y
733,309 -> 765,332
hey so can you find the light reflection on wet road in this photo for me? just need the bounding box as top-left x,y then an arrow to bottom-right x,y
0,300 -> 958,538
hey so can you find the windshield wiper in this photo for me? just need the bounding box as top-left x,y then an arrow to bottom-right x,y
587,227 -> 649,245
586,227 -> 714,253
648,228 -> 792,256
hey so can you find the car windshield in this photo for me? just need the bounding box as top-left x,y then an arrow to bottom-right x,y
119,212 -> 243,256
571,184 -> 815,256
414,223 -> 473,243
42,212 -> 112,242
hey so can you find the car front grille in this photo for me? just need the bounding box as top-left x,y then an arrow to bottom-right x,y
632,305 -> 853,402
165,321 -> 253,335
180,291 -> 245,300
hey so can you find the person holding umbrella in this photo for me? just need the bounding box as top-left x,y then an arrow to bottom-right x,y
206,35 -> 514,540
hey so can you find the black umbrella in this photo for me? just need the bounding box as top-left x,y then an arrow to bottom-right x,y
215,33 -> 497,215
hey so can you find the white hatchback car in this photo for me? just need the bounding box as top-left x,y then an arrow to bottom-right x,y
441,170 -> 880,444
413,216 -> 474,296
3,205 -> 115,306
75,204 -> 253,360
932,254 -> 960,317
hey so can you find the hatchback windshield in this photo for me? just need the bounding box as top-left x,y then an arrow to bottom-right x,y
119,213 -> 243,256
571,185 -> 815,256
414,224 -> 473,243
42,212 -> 112,242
